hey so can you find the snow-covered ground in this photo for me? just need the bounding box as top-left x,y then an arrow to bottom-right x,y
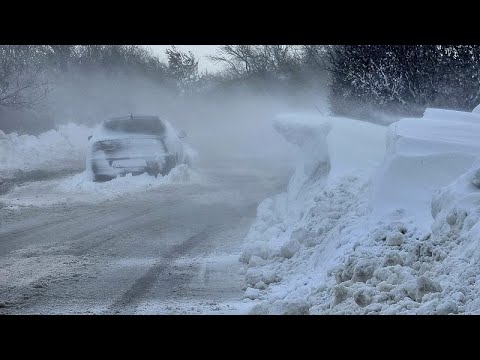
240,109 -> 480,315
0,123 -> 92,180
0,153 -> 288,315
0,165 -> 200,208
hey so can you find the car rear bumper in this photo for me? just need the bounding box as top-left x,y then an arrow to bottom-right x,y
90,154 -> 176,179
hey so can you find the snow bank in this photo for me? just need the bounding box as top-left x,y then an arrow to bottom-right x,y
242,113 -> 386,264
373,109 -> 480,220
428,164 -> 480,314
273,114 -> 331,210
431,162 -> 480,265
0,123 -> 92,178
1,165 -> 200,207
241,115 -> 330,263
275,113 -> 387,178
60,164 -> 195,195
472,104 -> 480,113
241,109 -> 480,315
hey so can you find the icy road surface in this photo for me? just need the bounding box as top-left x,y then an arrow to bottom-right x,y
0,157 -> 291,314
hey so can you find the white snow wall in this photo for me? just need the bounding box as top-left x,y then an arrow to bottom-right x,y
272,115 -> 331,213
372,109 -> 480,220
0,124 -> 92,179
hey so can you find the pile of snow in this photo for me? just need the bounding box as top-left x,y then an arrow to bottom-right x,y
431,162 -> 480,265
61,164 -> 196,195
0,123 -> 92,178
240,109 -> 480,315
272,115 -> 331,213
373,109 -> 480,220
275,113 -> 387,178
241,113 -> 386,262
1,165 -> 200,207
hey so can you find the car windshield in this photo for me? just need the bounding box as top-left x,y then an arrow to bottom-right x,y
104,117 -> 166,136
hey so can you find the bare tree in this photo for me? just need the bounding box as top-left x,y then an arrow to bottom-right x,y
209,45 -> 255,76
0,45 -> 50,110
327,45 -> 480,117
301,45 -> 330,69
209,45 -> 301,81
166,46 -> 199,93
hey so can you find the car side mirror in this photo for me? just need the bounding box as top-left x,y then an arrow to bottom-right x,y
88,135 -> 93,141
178,130 -> 187,139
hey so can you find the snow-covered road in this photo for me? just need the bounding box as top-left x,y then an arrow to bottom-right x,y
0,157 -> 291,314
7,107 -> 478,315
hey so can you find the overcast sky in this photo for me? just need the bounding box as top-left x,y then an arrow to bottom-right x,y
146,45 -> 222,72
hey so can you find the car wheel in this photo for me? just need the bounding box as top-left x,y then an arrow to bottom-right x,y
147,168 -> 160,177
184,155 -> 192,167
146,161 -> 161,177
91,163 -> 113,182
160,155 -> 177,176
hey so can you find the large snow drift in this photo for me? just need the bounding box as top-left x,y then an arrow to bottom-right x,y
241,109 -> 480,315
373,109 -> 480,220
275,113 -> 387,179
0,123 -> 91,179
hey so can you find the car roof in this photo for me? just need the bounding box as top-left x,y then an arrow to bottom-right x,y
106,115 -> 161,123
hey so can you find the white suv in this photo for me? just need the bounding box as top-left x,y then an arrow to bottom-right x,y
87,115 -> 187,182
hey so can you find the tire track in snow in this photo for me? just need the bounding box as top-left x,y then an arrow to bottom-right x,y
0,205 -> 158,256
107,227 -> 211,313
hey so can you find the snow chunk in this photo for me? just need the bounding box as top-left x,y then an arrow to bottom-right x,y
353,288 -> 374,308
416,276 -> 442,302
268,299 -> 310,315
436,301 -> 458,315
352,260 -> 378,283
244,287 -> 261,300
333,284 -> 353,305
386,231 -> 404,246
280,238 -> 301,259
